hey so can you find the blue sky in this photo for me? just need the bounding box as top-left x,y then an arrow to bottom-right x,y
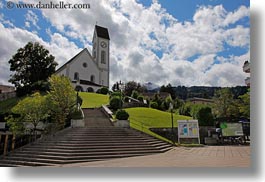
0,0 -> 250,87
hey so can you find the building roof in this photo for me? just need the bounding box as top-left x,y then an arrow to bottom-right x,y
79,79 -> 102,87
56,48 -> 89,73
95,25 -> 110,40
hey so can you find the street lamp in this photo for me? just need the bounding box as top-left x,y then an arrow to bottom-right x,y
169,102 -> 174,144
119,81 -> 125,109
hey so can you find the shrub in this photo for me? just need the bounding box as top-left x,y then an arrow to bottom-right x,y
150,101 -> 159,109
116,109 -> 129,120
87,87 -> 94,92
124,96 -> 130,103
70,107 -> 83,119
109,91 -> 122,99
131,90 -> 139,99
99,87 -> 109,95
137,95 -> 144,102
110,97 -> 122,111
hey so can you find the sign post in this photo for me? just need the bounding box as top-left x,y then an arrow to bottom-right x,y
178,120 -> 200,144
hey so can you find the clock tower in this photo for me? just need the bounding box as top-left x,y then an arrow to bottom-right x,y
92,25 -> 110,87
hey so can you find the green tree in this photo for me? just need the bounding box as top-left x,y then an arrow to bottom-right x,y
131,90 -> 139,99
7,92 -> 49,140
213,88 -> 240,119
9,42 -> 57,96
47,75 -> 76,130
160,83 -> 176,99
238,89 -> 250,119
124,81 -> 146,96
197,107 -> 214,126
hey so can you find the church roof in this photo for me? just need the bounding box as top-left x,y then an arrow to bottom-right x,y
95,25 -> 110,40
56,48 -> 88,73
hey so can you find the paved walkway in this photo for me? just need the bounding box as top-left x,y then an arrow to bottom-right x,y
62,145 -> 250,167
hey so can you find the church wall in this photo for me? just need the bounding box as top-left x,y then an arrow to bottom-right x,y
68,51 -> 100,84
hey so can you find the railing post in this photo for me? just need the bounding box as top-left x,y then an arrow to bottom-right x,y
12,134 -> 16,151
3,134 -> 9,156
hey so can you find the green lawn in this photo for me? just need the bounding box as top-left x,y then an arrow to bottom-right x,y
79,92 -> 109,108
0,97 -> 20,114
125,107 -> 192,143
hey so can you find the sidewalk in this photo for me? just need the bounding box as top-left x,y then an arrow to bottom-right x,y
62,145 -> 250,167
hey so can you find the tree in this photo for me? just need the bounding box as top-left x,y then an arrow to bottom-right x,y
7,92 -> 49,140
124,81 -> 146,96
8,42 -> 57,96
238,89 -> 250,119
47,75 -> 76,130
160,83 -> 176,99
197,107 -> 214,126
131,90 -> 139,99
212,88 -> 240,119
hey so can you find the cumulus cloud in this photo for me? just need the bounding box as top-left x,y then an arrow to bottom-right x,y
25,10 -> 40,30
0,0 -> 250,87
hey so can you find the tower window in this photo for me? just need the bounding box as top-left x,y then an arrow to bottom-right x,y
74,72 -> 79,80
90,75 -> 95,83
101,51 -> 106,64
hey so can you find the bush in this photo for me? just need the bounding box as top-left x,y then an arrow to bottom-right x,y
150,101 -> 159,109
116,109 -> 129,120
131,90 -> 139,99
110,97 -> 122,111
87,87 -> 94,92
124,96 -> 130,103
137,95 -> 144,102
99,87 -> 109,95
109,92 -> 122,99
70,107 -> 83,119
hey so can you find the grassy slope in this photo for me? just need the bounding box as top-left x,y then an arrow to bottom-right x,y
125,107 -> 192,143
79,92 -> 109,108
0,97 -> 20,114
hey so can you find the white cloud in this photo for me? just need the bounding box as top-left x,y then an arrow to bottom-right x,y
0,22 -> 81,85
25,10 -> 40,30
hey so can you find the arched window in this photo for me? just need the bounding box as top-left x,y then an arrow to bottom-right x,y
74,72 -> 79,80
87,87 -> 94,92
90,75 -> 95,83
101,51 -> 106,64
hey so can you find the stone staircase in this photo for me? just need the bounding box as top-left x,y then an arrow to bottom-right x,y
0,109 -> 172,167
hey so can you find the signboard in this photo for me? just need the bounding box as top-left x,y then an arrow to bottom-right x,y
221,122 -> 244,136
178,120 -> 200,143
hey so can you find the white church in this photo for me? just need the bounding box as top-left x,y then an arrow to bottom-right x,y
56,25 -> 110,92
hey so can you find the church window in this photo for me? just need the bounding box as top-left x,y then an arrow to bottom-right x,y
101,51 -> 106,64
74,72 -> 79,80
90,75 -> 95,83
83,62 -> 87,68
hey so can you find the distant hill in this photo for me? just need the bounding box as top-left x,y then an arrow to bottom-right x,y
143,82 -> 160,92
173,86 -> 248,100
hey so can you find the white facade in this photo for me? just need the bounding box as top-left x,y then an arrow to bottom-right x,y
56,25 -> 110,92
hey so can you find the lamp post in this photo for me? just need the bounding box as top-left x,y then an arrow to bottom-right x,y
119,81 -> 124,109
169,102 -> 174,144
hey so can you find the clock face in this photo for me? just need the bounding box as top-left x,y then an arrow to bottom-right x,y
100,41 -> 107,48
